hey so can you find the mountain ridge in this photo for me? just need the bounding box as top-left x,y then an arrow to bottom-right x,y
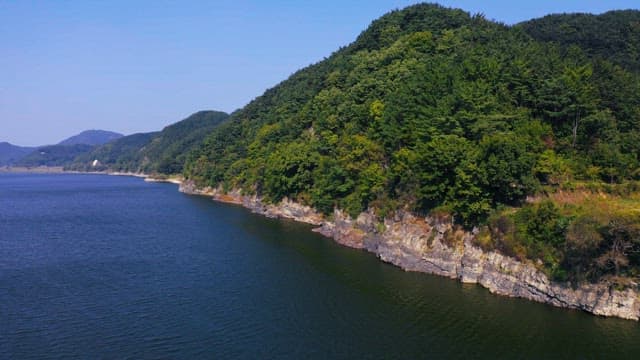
517,9 -> 640,72
69,110 -> 229,174
58,129 -> 124,146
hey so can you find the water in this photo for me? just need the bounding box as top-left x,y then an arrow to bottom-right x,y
0,173 -> 638,359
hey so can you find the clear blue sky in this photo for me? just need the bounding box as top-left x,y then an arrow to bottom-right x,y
1,1 -> 637,146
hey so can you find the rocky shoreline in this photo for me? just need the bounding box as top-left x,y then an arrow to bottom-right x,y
178,179 -> 640,321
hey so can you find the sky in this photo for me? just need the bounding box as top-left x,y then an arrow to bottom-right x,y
1,1 -> 638,146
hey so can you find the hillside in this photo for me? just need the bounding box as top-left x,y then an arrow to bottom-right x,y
17,144 -> 95,167
5,130 -> 122,167
70,111 -> 229,174
58,130 -> 124,146
517,10 -> 640,72
0,142 -> 35,166
185,4 -> 640,284
70,132 -> 158,172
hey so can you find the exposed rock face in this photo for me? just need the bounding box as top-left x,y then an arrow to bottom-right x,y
179,181 -> 640,321
179,181 -> 323,225
178,180 -> 216,197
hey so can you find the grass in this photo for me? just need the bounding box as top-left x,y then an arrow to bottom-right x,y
529,181 -> 640,220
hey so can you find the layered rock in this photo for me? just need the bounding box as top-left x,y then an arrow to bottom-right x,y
179,181 -> 323,225
179,180 -> 640,321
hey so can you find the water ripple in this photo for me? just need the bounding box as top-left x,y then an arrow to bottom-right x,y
1,173 -> 639,359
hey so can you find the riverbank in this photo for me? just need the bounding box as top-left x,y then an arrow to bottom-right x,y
178,180 -> 640,321
0,166 -> 184,184
0,166 -> 66,173
13,168 -> 636,320
0,166 -> 140,176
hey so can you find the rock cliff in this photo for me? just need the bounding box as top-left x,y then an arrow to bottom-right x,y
179,180 -> 640,320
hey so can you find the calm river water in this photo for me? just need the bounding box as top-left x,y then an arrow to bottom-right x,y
0,173 -> 638,359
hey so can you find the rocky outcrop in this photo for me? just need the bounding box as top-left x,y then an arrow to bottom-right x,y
317,210 -> 640,320
144,175 -> 183,185
179,181 -> 323,225
179,180 -> 640,321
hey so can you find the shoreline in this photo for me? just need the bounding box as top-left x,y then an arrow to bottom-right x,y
0,166 -> 68,174
0,167 -> 182,184
11,169 -> 638,321
176,179 -> 640,321
0,166 -> 139,176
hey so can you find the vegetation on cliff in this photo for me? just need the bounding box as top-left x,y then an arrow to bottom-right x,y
185,4 -> 640,284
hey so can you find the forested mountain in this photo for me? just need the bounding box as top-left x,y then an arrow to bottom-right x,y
518,10 -> 640,72
17,144 -> 95,167
58,130 -> 124,146
71,132 -> 158,172
5,130 -> 122,167
70,111 -> 229,174
0,142 -> 35,166
185,4 -> 640,284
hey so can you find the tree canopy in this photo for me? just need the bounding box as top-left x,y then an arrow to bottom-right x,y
187,4 -> 640,219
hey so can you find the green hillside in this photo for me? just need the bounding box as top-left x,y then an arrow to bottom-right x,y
71,132 -> 158,172
185,4 -> 640,284
0,142 -> 35,166
71,110 -> 229,174
517,10 -> 640,72
17,144 -> 95,167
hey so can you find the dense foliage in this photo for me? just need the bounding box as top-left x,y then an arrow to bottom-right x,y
70,111 -> 229,174
185,4 -> 640,284
478,188 -> 640,284
518,10 -> 640,72
187,5 -> 639,215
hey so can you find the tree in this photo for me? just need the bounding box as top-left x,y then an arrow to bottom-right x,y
414,135 -> 477,210
479,132 -> 539,205
534,149 -> 572,185
560,64 -> 598,148
596,217 -> 640,277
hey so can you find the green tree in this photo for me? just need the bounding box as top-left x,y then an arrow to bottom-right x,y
561,64 -> 598,148
480,132 -> 539,204
414,135 -> 477,210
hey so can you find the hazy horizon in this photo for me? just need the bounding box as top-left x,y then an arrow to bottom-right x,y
2,0 -> 638,146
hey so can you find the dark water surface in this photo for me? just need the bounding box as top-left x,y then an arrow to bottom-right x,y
1,173 -> 638,359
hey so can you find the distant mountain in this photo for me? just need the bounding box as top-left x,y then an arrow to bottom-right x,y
0,142 -> 35,166
70,110 -> 229,174
137,110 -> 230,174
58,130 -> 123,146
71,132 -> 159,173
0,130 -> 122,167
16,144 -> 95,167
9,111 -> 227,171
